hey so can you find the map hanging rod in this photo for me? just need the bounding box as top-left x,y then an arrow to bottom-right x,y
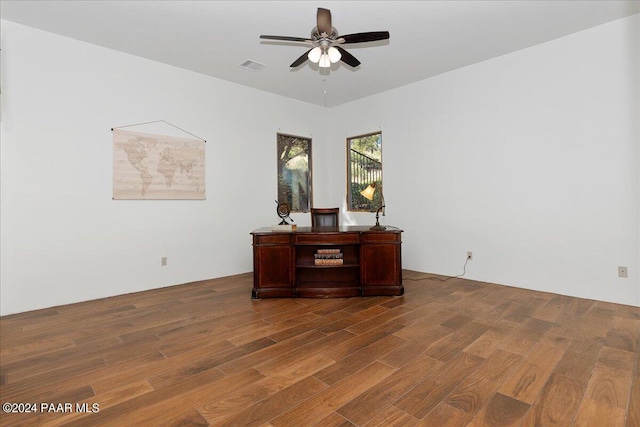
111,120 -> 206,142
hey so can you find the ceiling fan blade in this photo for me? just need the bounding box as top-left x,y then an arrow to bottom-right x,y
339,31 -> 390,44
335,47 -> 361,67
290,49 -> 312,67
317,8 -> 332,35
260,35 -> 311,43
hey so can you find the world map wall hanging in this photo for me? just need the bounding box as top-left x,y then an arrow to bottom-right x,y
112,129 -> 205,200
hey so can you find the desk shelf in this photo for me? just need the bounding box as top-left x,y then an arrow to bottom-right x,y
295,244 -> 358,267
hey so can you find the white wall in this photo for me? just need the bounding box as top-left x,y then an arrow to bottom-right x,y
328,14 -> 640,306
0,21 -> 325,315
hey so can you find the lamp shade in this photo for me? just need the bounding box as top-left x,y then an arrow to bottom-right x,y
360,183 -> 376,201
319,53 -> 331,68
327,46 -> 342,63
308,47 -> 322,63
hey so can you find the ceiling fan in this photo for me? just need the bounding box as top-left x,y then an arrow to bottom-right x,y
260,7 -> 390,68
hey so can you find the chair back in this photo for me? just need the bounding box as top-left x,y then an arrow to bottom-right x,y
311,208 -> 339,227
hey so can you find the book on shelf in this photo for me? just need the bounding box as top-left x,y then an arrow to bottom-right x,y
317,248 -> 341,254
271,224 -> 297,231
314,253 -> 343,259
314,258 -> 344,266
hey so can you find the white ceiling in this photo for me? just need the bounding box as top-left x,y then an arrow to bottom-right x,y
2,1 -> 639,107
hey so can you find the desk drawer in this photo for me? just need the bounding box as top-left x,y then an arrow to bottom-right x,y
295,233 -> 359,245
360,232 -> 401,243
254,234 -> 292,245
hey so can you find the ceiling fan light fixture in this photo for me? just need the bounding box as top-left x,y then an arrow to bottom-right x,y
308,46 -> 322,63
327,46 -> 341,63
259,7 -> 390,71
319,53 -> 331,68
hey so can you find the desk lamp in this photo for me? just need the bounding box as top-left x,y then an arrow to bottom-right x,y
360,182 -> 386,231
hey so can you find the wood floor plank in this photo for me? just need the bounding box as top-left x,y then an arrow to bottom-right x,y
313,334 -> 405,385
156,409 -> 209,427
255,330 -> 353,376
391,309 -> 458,340
1,271 -> 639,426
1,351 -> 164,405
320,321 -> 404,361
380,325 -> 452,368
315,412 -> 357,427
198,352 -> 335,424
215,330 -> 326,376
267,309 -> 352,342
552,333 -> 604,385
318,306 -> 389,334
463,328 -> 511,359
2,335 -> 116,384
604,316 -> 640,353
445,349 -> 522,415
495,322 -> 540,356
579,306 -> 616,338
521,373 -> 585,427
424,321 -> 490,362
215,376 -> 329,427
465,392 -> 530,427
627,350 -> 640,427
497,343 -> 564,404
394,351 -> 486,419
336,353 -> 442,425
415,402 -> 474,427
582,346 -> 634,409
224,320 -> 282,346
538,324 -> 575,351
362,405 -> 419,427
270,361 -> 397,426
27,380 -> 155,427
345,305 -> 414,335
573,398 -> 626,427
72,368 -> 264,427
5,355 -> 107,388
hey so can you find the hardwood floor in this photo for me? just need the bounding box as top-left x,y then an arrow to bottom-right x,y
1,270 -> 639,426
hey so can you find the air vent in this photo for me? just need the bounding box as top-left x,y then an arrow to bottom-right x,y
239,60 -> 266,72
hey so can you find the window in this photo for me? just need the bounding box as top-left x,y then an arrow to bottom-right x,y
347,132 -> 382,211
277,133 -> 312,212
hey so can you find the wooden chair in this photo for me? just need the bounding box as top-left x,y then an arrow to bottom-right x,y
311,208 -> 339,227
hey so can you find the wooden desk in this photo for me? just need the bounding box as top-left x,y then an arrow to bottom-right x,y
251,226 -> 403,299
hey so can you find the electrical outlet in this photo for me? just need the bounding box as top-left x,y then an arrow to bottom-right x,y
618,266 -> 627,278
161,257 -> 168,267
467,251 -> 473,260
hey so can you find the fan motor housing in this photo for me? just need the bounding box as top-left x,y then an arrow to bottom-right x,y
311,26 -> 338,41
